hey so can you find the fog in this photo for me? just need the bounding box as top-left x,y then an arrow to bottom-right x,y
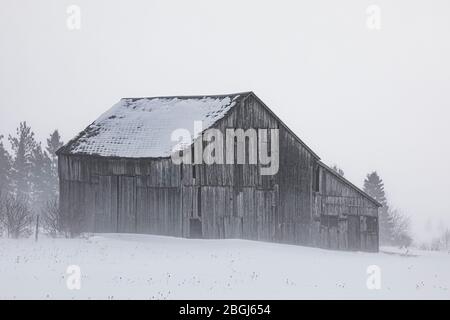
1,0 -> 449,241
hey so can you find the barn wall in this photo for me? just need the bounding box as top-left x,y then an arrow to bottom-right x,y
312,165 -> 379,252
58,155 -> 183,236
184,94 -> 315,245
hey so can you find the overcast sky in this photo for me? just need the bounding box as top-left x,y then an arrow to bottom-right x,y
1,0 -> 449,241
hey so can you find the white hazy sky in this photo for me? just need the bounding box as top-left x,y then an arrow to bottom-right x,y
1,0 -> 449,241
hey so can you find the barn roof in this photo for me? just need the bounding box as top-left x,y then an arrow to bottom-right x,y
58,92 -> 249,158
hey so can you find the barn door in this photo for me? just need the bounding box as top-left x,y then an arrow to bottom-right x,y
347,215 -> 361,250
118,176 -> 137,233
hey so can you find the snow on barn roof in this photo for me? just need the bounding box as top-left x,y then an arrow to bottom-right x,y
60,93 -> 249,158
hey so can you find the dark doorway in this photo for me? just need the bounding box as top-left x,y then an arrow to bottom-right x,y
348,215 -> 361,250
189,218 -> 203,238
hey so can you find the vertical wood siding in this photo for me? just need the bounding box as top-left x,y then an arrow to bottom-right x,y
312,165 -> 379,252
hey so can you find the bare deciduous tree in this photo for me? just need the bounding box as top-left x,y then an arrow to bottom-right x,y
390,209 -> 412,247
41,197 -> 84,238
42,198 -> 63,237
0,194 -> 32,238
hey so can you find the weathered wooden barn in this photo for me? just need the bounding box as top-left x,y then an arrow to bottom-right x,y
57,92 -> 381,251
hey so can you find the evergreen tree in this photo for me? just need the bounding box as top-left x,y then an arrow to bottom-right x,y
30,144 -> 54,213
8,122 -> 37,202
0,135 -> 12,195
45,130 -> 63,196
46,130 -> 63,167
363,171 -> 394,244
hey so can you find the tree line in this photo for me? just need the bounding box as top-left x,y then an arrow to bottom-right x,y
0,123 -> 414,247
0,122 -> 65,238
420,218 -> 450,251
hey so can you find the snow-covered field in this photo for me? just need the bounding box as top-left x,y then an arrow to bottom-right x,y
0,234 -> 449,300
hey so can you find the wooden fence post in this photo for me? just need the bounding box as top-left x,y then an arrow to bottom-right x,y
35,215 -> 39,242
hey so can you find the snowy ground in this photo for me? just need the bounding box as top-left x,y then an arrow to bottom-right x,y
0,234 -> 449,300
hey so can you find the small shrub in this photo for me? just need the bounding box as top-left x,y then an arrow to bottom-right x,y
0,194 -> 32,238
